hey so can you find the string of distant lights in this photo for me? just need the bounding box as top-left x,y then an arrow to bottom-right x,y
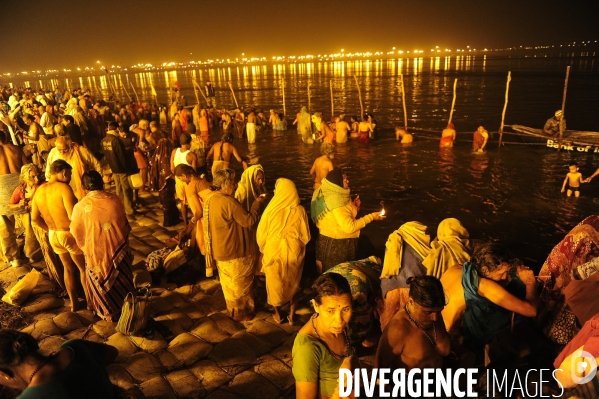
1,40 -> 597,78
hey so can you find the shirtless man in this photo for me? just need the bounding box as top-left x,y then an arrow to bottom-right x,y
268,109 -> 277,129
309,144 -> 334,190
440,242 -> 539,351
440,122 -> 456,148
395,127 -> 414,143
22,114 -> 42,167
234,110 -> 245,139
221,111 -> 231,131
375,276 -> 451,370
335,115 -> 350,143
0,131 -> 29,266
206,134 -> 248,177
246,111 -> 257,144
312,112 -> 335,143
31,159 -> 90,312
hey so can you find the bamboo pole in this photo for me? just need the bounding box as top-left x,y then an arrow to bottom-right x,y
353,75 -> 364,119
150,83 -> 159,108
94,79 -> 103,100
330,79 -> 334,118
558,66 -> 570,152
498,71 -> 511,148
129,81 -> 140,103
191,80 -> 200,105
228,81 -> 239,108
282,79 -> 286,116
193,79 -> 208,104
448,78 -> 457,125
122,81 -> 132,102
400,74 -> 408,130
307,81 -> 311,114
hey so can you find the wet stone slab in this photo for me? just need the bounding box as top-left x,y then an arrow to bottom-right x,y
0,190 -> 309,399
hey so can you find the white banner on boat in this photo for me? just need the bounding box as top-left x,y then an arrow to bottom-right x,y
547,139 -> 599,152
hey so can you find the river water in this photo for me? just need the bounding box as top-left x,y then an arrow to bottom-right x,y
5,55 -> 599,270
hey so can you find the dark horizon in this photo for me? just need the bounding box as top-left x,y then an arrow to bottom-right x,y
1,0 -> 598,72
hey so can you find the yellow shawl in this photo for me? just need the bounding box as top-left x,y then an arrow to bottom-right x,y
381,222 -> 431,279
422,218 -> 471,279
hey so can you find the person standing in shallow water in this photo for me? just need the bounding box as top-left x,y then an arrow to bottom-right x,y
358,116 -> 372,144
440,122 -> 456,148
309,144 -> 334,190
472,124 -> 489,152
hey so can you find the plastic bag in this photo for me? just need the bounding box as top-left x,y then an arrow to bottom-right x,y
2,269 -> 41,305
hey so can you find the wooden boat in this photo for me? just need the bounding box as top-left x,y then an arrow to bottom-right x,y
506,125 -> 599,153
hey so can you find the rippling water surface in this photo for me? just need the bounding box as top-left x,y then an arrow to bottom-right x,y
7,55 -> 599,270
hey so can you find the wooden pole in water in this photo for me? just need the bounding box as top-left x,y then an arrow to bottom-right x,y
191,80 -> 200,105
400,74 -> 408,130
498,71 -> 511,148
122,81 -> 132,102
193,80 -> 208,104
129,82 -> 139,104
448,78 -> 457,125
307,81 -> 311,114
330,79 -> 334,118
282,79 -> 286,116
558,66 -> 570,152
228,81 -> 239,108
354,75 -> 364,119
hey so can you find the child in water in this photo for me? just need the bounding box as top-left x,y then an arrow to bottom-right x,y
561,162 -> 584,197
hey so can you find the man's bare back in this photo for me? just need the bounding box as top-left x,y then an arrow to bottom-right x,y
247,113 -> 256,123
0,143 -> 28,175
336,120 -> 350,143
310,155 -> 334,189
32,182 -> 77,231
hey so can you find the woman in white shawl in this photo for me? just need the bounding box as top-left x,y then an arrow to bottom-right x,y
257,178 -> 310,324
235,164 -> 266,212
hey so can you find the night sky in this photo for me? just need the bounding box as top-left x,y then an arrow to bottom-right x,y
1,0 -> 598,72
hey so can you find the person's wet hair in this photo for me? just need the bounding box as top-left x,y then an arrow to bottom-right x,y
406,276 -> 446,308
569,162 -> 578,167
81,171 -> 104,191
470,242 -> 521,274
222,134 -> 233,143
49,159 -> 72,175
0,330 -> 39,376
108,121 -> 119,130
174,164 -> 197,177
179,132 -> 191,146
312,273 -> 352,305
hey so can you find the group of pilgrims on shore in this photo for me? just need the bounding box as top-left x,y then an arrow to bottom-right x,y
1,83 -> 599,398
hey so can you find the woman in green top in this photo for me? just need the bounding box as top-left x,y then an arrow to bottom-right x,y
0,330 -> 117,399
292,273 -> 357,399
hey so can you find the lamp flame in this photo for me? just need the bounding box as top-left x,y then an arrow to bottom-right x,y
380,209 -> 385,216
